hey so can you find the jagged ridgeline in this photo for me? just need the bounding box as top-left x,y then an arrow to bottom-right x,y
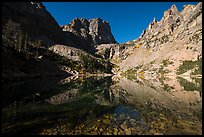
2,2 -> 202,81
2,2 -> 117,81
95,2 -> 202,77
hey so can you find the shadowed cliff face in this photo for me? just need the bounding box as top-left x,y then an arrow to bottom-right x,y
2,2 -> 116,81
2,2 -> 66,46
2,46 -> 70,81
2,2 -> 72,81
2,3 -> 117,53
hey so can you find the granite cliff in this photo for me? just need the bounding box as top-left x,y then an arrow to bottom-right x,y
96,2 -> 202,77
118,2 -> 202,77
62,17 -> 117,53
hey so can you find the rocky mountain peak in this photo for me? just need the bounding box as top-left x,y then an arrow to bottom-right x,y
30,2 -> 45,9
89,17 -> 102,21
117,2 -> 202,76
135,2 -> 202,50
170,4 -> 178,12
182,4 -> 195,13
194,2 -> 202,15
64,18 -> 89,32
89,18 -> 109,24
71,18 -> 89,25
62,17 -> 117,47
161,5 -> 179,23
163,4 -> 178,16
153,17 -> 157,23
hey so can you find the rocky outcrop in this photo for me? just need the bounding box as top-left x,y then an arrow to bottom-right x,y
2,2 -> 66,46
48,44 -> 114,74
89,18 -> 117,45
62,18 -> 117,53
135,2 -> 202,50
117,2 -> 202,75
95,44 -> 133,63
49,44 -> 89,62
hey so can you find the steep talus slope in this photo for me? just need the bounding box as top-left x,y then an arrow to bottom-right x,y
117,2 -> 202,76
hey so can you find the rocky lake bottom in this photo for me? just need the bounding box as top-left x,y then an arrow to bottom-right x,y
2,74 -> 202,135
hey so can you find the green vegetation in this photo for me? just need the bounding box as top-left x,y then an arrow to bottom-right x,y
191,58 -> 202,75
43,50 -> 113,74
192,77 -> 202,96
162,59 -> 173,67
159,66 -> 169,75
163,84 -> 174,92
176,58 -> 202,75
126,74 -> 137,80
150,60 -> 156,64
122,65 -> 143,76
177,76 -> 202,93
44,50 -> 77,68
3,20 -> 29,53
160,35 -> 169,44
113,63 -> 119,69
125,68 -> 137,74
158,76 -> 168,86
158,76 -> 174,92
158,59 -> 173,75
2,19 -> 113,75
2,19 -> 47,60
79,54 -> 112,74
189,33 -> 201,44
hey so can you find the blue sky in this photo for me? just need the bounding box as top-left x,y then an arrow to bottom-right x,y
43,2 -> 198,43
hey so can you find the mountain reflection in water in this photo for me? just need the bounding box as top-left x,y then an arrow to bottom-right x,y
2,75 -> 202,135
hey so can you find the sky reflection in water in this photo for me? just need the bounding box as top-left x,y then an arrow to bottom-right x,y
2,75 -> 202,135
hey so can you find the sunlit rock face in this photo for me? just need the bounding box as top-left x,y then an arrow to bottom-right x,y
89,18 -> 117,45
62,17 -> 117,53
115,2 -> 202,75
93,3 -> 202,76
62,17 -> 117,45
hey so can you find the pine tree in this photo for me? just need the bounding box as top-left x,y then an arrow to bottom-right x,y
17,31 -> 23,52
24,33 -> 28,52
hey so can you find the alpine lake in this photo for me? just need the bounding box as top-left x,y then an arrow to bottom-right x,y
2,74 -> 202,135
